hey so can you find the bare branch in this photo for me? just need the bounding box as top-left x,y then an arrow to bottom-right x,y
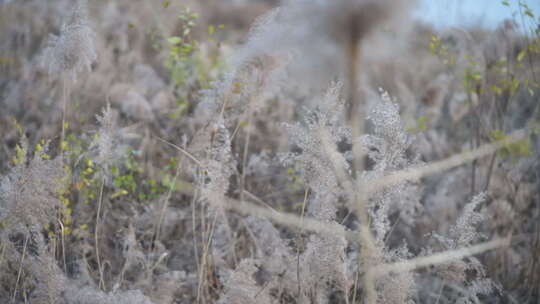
371,237 -> 511,278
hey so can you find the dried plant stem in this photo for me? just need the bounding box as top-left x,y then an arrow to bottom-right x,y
222,192 -> 509,301
470,142 -> 477,196
12,233 -> 29,303
359,224 -> 377,304
319,126 -> 376,303
483,153 -> 498,191
58,219 -> 67,272
95,177 -> 105,290
347,36 -> 366,175
0,244 -> 5,266
353,181 -> 377,304
218,86 -> 234,121
160,127 -> 528,241
61,77 -> 69,152
240,96 -> 255,204
469,102 -> 482,197
351,265 -> 361,304
220,194 -> 511,257
434,279 -> 446,304
197,212 -> 219,304
226,196 -> 349,239
58,78 -> 70,278
191,177 -> 202,287
370,237 -> 510,278
366,128 -> 527,194
343,30 -> 378,304
318,128 -> 355,198
159,123 -> 525,303
154,135 -> 204,168
153,152 -> 184,243
296,188 -> 309,298
156,126 -> 528,244
242,190 -> 278,213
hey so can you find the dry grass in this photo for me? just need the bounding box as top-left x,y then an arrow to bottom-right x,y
1,0 -> 539,303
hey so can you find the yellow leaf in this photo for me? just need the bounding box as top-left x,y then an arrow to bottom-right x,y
517,50 -> 527,62
208,25 -> 215,36
111,189 -> 128,199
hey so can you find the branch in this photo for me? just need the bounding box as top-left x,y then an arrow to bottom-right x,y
370,237 -> 511,278
364,128 -> 527,195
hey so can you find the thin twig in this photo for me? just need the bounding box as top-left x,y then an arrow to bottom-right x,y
95,177 -> 105,290
240,94 -> 255,205
196,212 -> 219,304
242,190 -> 279,214
192,176 -> 202,279
153,151 -> 184,243
370,237 -> 511,278
365,128 -> 527,196
296,188 -> 309,298
483,153 -> 497,191
154,135 -> 204,168
156,127 -> 529,243
57,219 -> 67,272
61,77 -> 68,153
12,233 -> 29,303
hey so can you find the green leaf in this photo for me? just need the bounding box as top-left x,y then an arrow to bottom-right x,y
163,0 -> 170,8
168,36 -> 182,45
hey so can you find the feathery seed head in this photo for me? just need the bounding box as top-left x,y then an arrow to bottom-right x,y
89,103 -> 136,180
41,0 -> 96,80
